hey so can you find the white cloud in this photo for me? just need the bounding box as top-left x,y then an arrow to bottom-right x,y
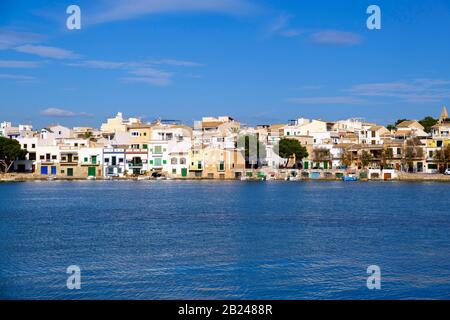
0,73 -> 36,81
267,13 -> 303,38
349,79 -> 450,102
0,60 -> 41,68
121,76 -> 171,86
287,96 -> 367,105
0,29 -> 44,49
40,108 -> 93,117
147,59 -> 203,67
69,58 -> 201,86
15,44 -> 79,59
310,30 -> 362,45
88,0 -> 256,25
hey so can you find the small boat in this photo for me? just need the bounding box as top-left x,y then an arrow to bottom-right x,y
47,176 -> 56,181
240,176 -> 249,181
86,176 -> 96,180
342,175 -> 358,182
137,176 -> 150,181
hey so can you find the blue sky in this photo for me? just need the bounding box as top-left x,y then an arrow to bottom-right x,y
1,0 -> 450,128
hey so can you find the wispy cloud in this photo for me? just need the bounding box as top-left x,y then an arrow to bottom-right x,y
88,0 -> 256,25
123,67 -> 174,86
267,15 -> 361,45
15,45 -> 79,59
0,29 -> 44,49
289,78 -> 450,106
349,79 -> 450,102
0,73 -> 36,82
40,108 -> 93,118
0,60 -> 42,68
69,58 -> 201,86
310,30 -> 362,45
287,96 -> 367,105
267,13 -> 303,38
148,59 -> 204,67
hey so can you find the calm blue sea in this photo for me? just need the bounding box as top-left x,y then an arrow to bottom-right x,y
0,181 -> 449,299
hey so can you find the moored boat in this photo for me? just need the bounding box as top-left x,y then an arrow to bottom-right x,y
342,175 -> 358,182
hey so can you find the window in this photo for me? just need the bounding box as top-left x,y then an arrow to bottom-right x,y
163,160 -> 167,165
172,168 -> 176,174
40,155 -> 45,160
84,157 -> 88,162
372,131 -> 376,138
154,146 -> 162,154
105,158 -> 110,163
32,144 -> 35,148
23,144 -> 27,149
119,158 -> 124,163
143,144 -> 148,149
154,158 -> 162,166
52,155 -> 57,160
171,158 -> 177,165
180,158 -> 186,165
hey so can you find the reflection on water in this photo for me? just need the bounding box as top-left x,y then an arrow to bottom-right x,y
1,181 -> 450,299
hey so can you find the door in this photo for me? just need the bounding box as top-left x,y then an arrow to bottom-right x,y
88,167 -> 96,177
40,166 -> 48,175
304,161 -> 309,170
384,173 -> 392,180
181,168 -> 187,177
51,166 -> 57,175
67,168 -> 74,177
92,156 -> 97,164
323,161 -> 328,170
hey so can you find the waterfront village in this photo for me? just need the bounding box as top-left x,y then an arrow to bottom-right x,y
1,106 -> 450,181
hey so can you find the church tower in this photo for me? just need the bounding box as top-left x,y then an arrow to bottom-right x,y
439,106 -> 448,123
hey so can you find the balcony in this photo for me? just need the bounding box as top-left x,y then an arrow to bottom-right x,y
81,161 -> 100,166
127,162 -> 143,168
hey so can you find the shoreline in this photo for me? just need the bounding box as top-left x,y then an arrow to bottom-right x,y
2,173 -> 450,183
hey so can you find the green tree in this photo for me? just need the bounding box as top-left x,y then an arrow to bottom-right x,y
403,137 -> 424,172
276,138 -> 308,166
360,150 -> 373,169
434,144 -> 450,171
237,134 -> 266,168
0,137 -> 27,173
386,124 -> 395,131
419,116 -> 438,133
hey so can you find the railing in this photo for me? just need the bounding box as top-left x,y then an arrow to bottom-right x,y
127,162 -> 143,168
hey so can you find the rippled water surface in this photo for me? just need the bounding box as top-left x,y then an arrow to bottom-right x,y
1,181 -> 450,299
